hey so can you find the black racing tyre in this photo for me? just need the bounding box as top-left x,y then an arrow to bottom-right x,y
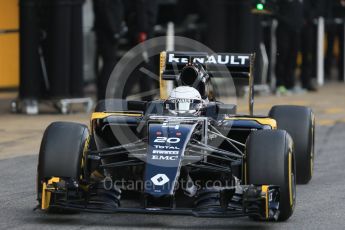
37,122 -> 89,210
246,130 -> 296,221
269,105 -> 315,184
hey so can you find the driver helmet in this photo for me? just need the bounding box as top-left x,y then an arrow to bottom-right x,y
165,86 -> 204,115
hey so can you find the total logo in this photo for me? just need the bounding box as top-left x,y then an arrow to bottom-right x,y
151,174 -> 170,186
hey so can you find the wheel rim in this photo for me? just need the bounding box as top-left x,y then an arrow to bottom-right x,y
310,115 -> 315,177
291,171 -> 296,208
288,152 -> 296,209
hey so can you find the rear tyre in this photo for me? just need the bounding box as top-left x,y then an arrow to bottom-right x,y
269,105 -> 315,184
37,122 -> 89,211
246,130 -> 296,221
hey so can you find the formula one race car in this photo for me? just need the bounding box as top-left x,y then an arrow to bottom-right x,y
37,51 -> 315,221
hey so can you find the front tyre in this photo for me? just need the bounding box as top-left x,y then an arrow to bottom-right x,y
246,130 -> 296,221
37,122 -> 89,211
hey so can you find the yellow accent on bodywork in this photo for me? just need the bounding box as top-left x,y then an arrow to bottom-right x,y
91,112 -> 142,121
159,51 -> 168,99
261,185 -> 269,219
41,177 -> 60,210
80,136 -> 90,180
225,117 -> 277,129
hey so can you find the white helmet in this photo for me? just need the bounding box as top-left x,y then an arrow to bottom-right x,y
165,86 -> 204,115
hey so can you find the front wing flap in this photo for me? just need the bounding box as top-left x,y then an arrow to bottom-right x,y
40,179 -> 280,220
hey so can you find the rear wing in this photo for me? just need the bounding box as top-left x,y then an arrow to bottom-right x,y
159,51 -> 256,115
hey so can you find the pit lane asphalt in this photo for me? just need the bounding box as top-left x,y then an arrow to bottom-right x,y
0,124 -> 345,230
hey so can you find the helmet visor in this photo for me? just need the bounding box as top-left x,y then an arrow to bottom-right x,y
165,99 -> 202,113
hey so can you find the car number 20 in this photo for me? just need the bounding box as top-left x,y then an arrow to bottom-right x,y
154,137 -> 180,143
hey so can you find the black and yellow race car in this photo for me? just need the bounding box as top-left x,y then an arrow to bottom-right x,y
36,52 -> 315,221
